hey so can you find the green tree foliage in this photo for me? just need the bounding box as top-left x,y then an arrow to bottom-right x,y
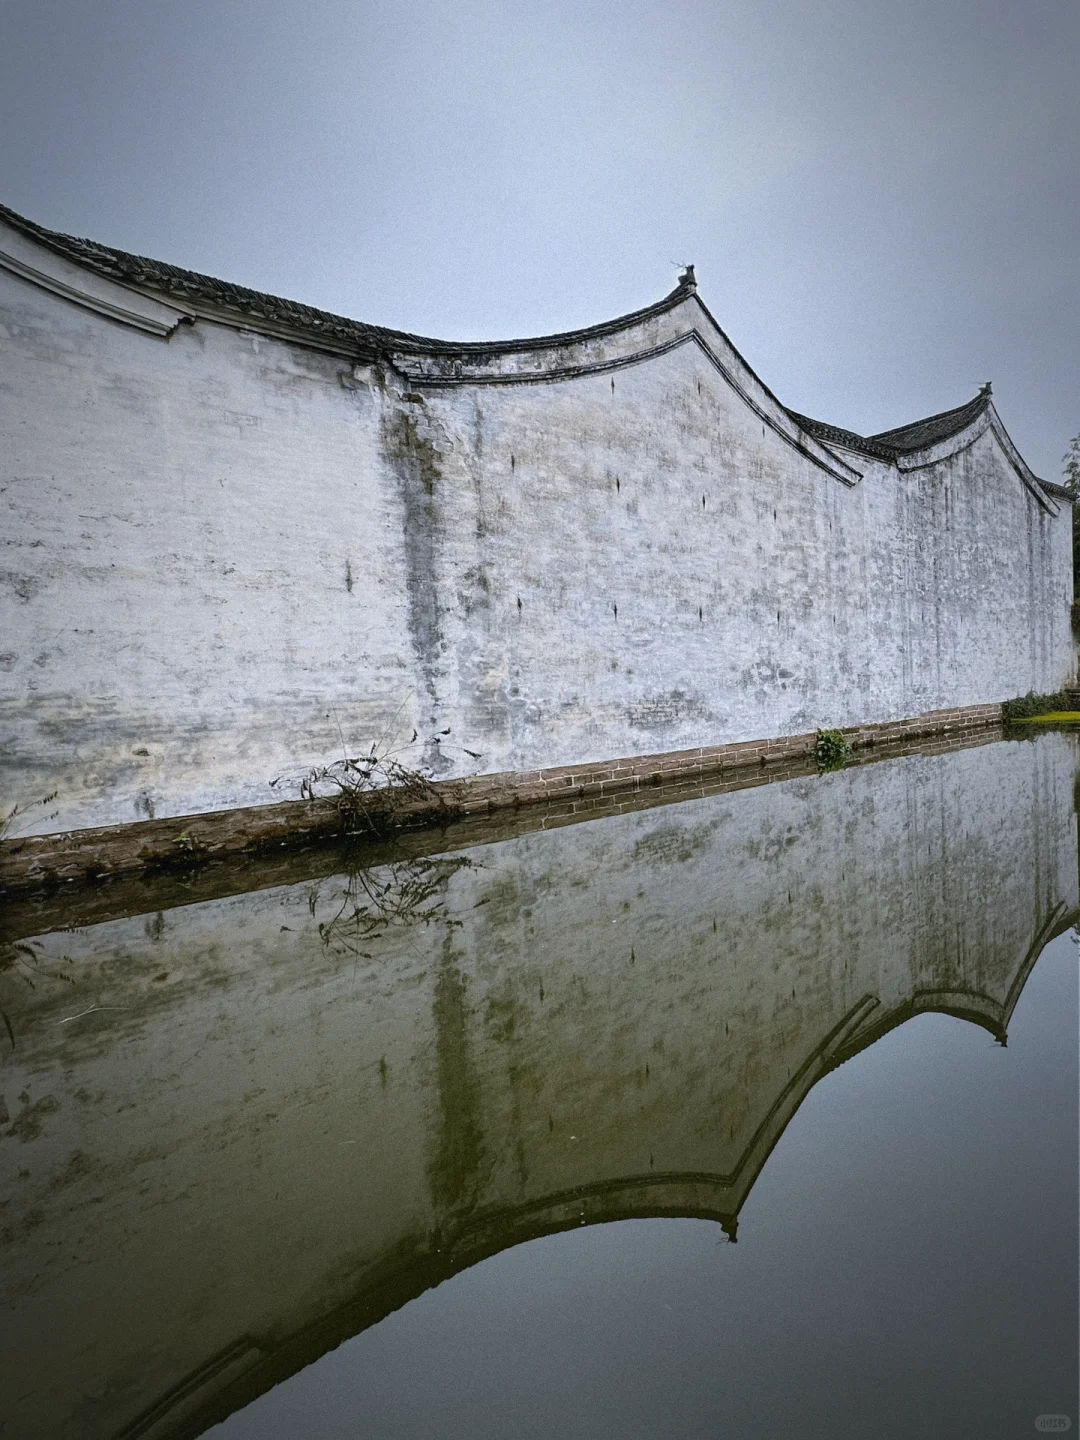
1065,434 -> 1080,621
1064,434 -> 1080,496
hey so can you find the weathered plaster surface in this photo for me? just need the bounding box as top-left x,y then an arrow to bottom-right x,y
0,734 -> 1075,1437
0,215 -> 1072,831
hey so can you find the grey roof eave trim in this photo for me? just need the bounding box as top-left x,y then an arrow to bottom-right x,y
896,406 -> 1058,516
784,412 -> 898,462
869,391 -> 992,454
1039,479 -> 1073,502
986,406 -> 1060,515
395,325 -> 863,487
0,201 -> 1052,506
0,198 -> 701,360
0,213 -> 195,338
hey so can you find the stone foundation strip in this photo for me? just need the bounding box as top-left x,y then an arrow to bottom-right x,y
0,722 -> 1009,942
0,703 -> 1003,899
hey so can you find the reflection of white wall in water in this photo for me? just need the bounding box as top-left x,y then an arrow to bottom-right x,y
0,735 -> 1076,1438
0,206 -> 1073,834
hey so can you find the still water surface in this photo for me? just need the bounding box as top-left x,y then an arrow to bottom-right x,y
1,732 -> 1077,1438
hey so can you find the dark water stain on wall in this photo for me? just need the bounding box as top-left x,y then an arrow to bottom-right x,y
382,405 -> 450,769
430,937 -> 484,1221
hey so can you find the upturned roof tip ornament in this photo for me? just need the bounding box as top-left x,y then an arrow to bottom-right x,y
678,263 -> 697,289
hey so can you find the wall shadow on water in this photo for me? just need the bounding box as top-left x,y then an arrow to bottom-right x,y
0,732 -> 1077,1439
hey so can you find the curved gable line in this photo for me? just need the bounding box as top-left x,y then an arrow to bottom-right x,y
683,295 -> 864,481
121,989 -> 881,1440
16,202 -> 1058,506
1,199 -> 706,360
826,906 -> 1074,1068
140,1182 -> 742,1440
895,405 -> 1059,516
786,414 -> 898,462
872,390 -> 991,452
987,405 -> 1060,516
691,993 -> 881,1221
1001,901 -> 1074,1027
685,328 -> 862,486
0,201 -> 406,355
911,988 -> 1009,1041
826,996 -> 996,1071
893,407 -> 993,475
394,313 -> 863,486
0,204 -> 862,484
0,211 -> 193,338
153,292 -> 372,358
176,279 -> 699,364
388,319 -> 693,387
397,281 -> 697,356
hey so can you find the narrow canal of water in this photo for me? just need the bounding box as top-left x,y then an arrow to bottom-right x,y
1,732 -> 1077,1439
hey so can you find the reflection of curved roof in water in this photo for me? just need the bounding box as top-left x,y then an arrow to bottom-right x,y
2,732 -> 1077,1440
120,912 -> 1075,1440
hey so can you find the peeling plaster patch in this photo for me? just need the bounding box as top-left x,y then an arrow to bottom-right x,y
0,571 -> 42,602
627,689 -> 708,730
632,823 -> 711,866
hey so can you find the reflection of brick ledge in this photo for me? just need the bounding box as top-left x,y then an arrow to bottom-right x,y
0,703 -> 1003,898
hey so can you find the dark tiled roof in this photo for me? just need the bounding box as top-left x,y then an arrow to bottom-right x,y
0,202 -> 693,358
789,387 -> 997,465
785,411 -> 897,461
869,388 -> 992,453
0,202 -> 427,355
3,205 -> 1053,492
1039,478 -> 1074,501
809,385 -> 1061,501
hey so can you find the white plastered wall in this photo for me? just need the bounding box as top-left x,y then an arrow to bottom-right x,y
1,234 -> 1073,833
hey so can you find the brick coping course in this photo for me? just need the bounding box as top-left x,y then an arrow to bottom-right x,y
0,703 -> 1002,900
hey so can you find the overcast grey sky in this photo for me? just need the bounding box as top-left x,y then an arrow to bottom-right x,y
2,0 -> 1077,476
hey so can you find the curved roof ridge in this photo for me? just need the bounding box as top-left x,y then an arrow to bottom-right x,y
2,204 -> 1058,502
1039,477 -> 1073,501
784,410 -> 898,461
394,279 -> 696,356
786,386 -> 1001,465
869,386 -> 992,454
0,200 -> 694,358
